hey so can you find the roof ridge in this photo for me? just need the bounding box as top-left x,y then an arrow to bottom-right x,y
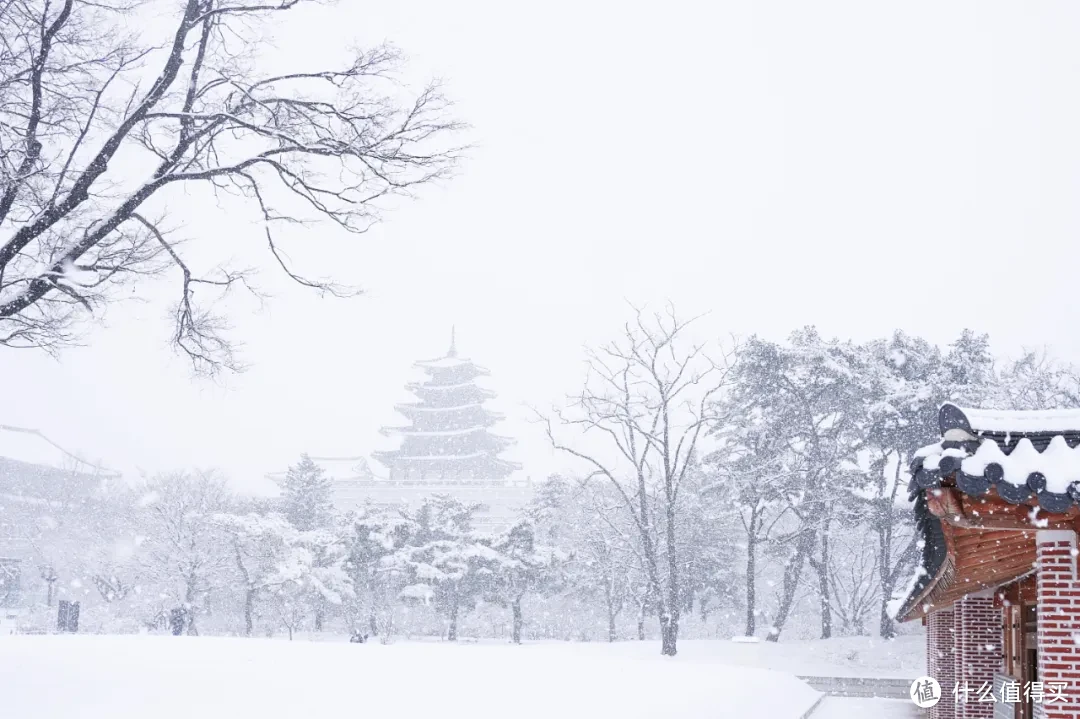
940,402 -> 1080,437
0,424 -> 117,476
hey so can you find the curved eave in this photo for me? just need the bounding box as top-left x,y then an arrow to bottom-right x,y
912,438 -> 1080,513
371,451 -> 519,465
405,382 -> 496,396
413,359 -> 491,376
897,485 -> 1046,623
379,425 -> 490,438
896,493 -> 949,622
394,402 -> 487,414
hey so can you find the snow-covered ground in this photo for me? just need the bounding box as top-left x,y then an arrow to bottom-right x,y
332,633 -> 924,678
280,631 -> 925,679
587,635 -> 925,679
811,697 -> 919,718
0,634 -> 825,719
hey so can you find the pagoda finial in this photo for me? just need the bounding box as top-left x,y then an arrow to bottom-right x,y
448,326 -> 457,357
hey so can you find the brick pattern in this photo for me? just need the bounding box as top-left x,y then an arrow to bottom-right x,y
1037,530 -> 1080,719
956,595 -> 1003,719
929,608 -> 958,719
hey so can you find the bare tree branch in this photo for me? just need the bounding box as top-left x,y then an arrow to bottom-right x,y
0,0 -> 464,372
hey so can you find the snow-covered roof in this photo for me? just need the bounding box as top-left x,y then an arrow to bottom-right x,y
375,451 -> 488,462
405,380 -> 494,394
381,426 -> 486,438
939,402 -> 1080,436
414,355 -> 490,373
306,456 -> 374,483
0,425 -> 116,477
912,403 -> 1080,512
395,402 -> 483,413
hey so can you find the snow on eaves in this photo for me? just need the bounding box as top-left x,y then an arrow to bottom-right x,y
913,436 -> 1080,511
414,355 -> 490,374
406,380 -> 493,392
395,402 -> 484,413
887,561 -> 928,621
382,426 -> 487,438
375,451 -> 488,461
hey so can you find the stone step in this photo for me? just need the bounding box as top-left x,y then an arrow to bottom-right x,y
798,676 -> 912,700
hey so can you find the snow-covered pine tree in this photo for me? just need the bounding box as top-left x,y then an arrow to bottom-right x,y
396,495 -> 503,641
374,331 -> 520,482
345,506 -> 418,638
280,455 -> 338,630
214,512 -> 296,637
487,520 -> 562,644
282,454 -> 334,532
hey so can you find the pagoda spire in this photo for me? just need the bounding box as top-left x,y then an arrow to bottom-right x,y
448,326 -> 457,357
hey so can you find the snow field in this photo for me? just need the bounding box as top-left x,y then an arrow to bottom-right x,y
0,634 -> 824,719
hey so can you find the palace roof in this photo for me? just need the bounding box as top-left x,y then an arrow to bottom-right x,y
893,402 -> 1080,623
911,403 -> 1080,512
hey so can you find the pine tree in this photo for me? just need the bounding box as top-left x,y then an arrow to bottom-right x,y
396,495 -> 500,641
488,519 -> 561,644
280,454 -> 337,630
346,506 -> 418,638
281,454 -> 334,531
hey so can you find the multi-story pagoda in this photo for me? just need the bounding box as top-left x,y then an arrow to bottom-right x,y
269,331 -> 532,530
373,330 -> 521,482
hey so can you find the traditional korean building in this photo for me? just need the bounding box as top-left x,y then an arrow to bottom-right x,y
0,425 -> 117,632
373,330 -> 520,482
278,332 -> 533,530
894,403 -> 1080,719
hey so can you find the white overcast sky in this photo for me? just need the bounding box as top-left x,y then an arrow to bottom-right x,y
4,0 -> 1080,491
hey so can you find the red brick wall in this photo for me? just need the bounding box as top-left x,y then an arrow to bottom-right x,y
956,594 -> 1002,719
1037,530 -> 1080,719
929,607 -> 957,719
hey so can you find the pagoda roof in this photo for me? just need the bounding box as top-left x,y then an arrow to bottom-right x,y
376,331 -> 519,477
893,402 -> 1080,623
405,380 -> 495,393
373,450 -> 489,462
379,425 -> 489,438
394,402 -> 485,413
414,354 -> 490,373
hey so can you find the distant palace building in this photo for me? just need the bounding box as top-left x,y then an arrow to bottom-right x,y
0,425 -> 119,631
283,332 -> 533,530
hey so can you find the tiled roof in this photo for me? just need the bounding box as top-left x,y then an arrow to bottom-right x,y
0,425 -> 115,476
911,403 -> 1080,512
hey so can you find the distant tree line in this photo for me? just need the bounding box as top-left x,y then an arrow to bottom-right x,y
11,309 -> 1080,656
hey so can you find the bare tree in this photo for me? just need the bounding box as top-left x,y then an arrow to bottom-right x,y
137,470 -> 235,635
704,419 -> 794,638
571,481 -> 637,643
0,0 -> 462,372
827,526 -> 880,636
543,305 -> 736,656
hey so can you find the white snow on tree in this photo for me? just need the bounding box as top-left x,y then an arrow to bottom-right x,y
281,455 -> 334,532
